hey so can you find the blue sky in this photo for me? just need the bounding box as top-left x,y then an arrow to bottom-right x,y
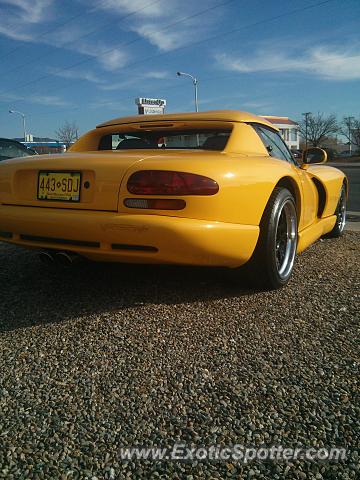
0,0 -> 359,139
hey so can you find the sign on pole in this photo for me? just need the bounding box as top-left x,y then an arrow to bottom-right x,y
135,98 -> 166,115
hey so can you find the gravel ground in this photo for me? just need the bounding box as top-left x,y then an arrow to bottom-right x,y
0,233 -> 359,479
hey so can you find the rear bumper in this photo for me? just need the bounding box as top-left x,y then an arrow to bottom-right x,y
0,205 -> 259,267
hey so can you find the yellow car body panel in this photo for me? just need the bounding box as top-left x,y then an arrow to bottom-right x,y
0,110 -> 346,267
0,205 -> 259,266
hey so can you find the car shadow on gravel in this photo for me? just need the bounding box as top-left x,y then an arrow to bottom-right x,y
0,246 -> 253,331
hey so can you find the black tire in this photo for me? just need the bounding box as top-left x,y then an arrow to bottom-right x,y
326,184 -> 346,238
245,187 -> 298,290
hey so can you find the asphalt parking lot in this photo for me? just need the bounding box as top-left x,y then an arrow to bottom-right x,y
0,234 -> 359,479
329,163 -> 360,211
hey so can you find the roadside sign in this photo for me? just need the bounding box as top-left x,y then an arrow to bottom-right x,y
135,98 -> 166,115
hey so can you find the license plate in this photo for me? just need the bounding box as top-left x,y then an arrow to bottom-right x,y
38,171 -> 81,202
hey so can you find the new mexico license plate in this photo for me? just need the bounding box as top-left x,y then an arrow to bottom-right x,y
38,171 -> 81,202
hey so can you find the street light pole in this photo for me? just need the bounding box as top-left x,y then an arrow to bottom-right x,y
344,116 -> 354,154
302,112 -> 311,150
176,71 -> 199,112
9,109 -> 26,140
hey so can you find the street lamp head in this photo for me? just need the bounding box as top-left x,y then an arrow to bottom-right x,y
9,109 -> 25,117
176,71 -> 182,76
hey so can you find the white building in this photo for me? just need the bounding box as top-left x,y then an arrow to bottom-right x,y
261,116 -> 300,151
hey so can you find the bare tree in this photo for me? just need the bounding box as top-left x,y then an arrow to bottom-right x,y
298,113 -> 338,147
340,116 -> 360,150
55,121 -> 79,148
352,120 -> 360,149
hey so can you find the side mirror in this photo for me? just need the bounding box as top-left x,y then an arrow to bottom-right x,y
302,147 -> 327,167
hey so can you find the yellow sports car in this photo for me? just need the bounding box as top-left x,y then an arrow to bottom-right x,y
0,110 -> 347,289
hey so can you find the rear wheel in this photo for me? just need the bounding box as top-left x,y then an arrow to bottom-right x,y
246,187 -> 298,289
326,184 -> 346,238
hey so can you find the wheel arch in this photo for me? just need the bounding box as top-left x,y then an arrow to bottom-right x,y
274,176 -> 301,223
343,176 -> 349,198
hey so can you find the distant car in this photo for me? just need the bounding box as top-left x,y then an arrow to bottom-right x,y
291,149 -> 302,159
0,110 -> 348,289
338,151 -> 352,158
0,138 -> 37,162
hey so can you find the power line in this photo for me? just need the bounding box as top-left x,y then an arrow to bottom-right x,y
1,0 -> 163,77
33,36 -> 360,119
1,0 -> 336,107
0,0 -> 122,61
0,0 -> 238,98
116,0 -> 335,77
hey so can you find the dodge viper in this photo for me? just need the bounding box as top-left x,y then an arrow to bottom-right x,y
0,110 -> 347,289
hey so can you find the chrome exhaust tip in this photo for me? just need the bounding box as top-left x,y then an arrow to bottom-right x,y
38,251 -> 55,265
55,251 -> 80,266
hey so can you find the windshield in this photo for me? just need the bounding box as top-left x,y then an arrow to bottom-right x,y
98,129 -> 231,151
0,140 -> 36,161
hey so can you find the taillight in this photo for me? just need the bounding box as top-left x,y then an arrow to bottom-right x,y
127,170 -> 219,196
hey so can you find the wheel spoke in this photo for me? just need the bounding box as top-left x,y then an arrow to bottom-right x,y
336,189 -> 346,232
274,199 -> 297,280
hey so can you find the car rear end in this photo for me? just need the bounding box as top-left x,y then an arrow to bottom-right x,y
0,116 -> 267,267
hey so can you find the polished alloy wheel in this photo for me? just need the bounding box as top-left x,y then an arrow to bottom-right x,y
336,187 -> 346,233
274,200 -> 297,280
245,187 -> 298,289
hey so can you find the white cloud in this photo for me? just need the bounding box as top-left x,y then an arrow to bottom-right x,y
143,70 -> 170,79
99,49 -> 128,71
0,0 -> 225,83
88,98 -> 132,112
98,70 -> 170,91
131,23 -> 184,51
31,94 -> 70,106
0,1 -> 128,72
71,0 -> 183,57
96,0 -> 166,18
98,80 -> 134,91
129,3 -> 217,52
98,0 -> 223,52
0,91 -> 69,106
47,68 -> 106,84
2,0 -> 52,23
0,25 -> 32,42
51,38 -> 128,72
0,0 -> 53,41
215,46 -> 360,81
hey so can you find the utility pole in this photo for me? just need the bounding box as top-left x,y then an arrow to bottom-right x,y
302,112 -> 311,150
344,116 -> 354,154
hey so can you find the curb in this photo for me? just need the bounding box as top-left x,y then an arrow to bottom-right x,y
328,163 -> 360,168
345,223 -> 360,232
345,211 -> 360,232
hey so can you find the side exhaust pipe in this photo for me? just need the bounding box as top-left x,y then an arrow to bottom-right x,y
38,251 -> 55,265
55,251 -> 81,266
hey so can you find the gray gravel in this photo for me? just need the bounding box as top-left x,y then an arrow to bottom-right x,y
0,233 -> 359,479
